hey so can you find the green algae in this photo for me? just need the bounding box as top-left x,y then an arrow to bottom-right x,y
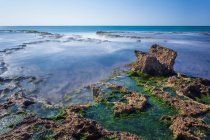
126,70 -> 166,90
52,109 -> 66,121
84,97 -> 176,140
0,113 -> 26,135
195,94 -> 210,105
127,70 -> 167,82
83,72 -> 180,139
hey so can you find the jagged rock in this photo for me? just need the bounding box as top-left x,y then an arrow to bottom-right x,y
167,75 -> 210,98
170,116 -> 210,140
133,44 -> 177,76
113,93 -> 147,116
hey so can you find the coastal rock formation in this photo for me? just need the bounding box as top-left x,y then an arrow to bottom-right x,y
0,92 -> 35,115
152,90 -> 210,116
54,106 -> 140,140
167,75 -> 210,99
161,115 -> 210,140
133,44 -> 177,76
0,115 -> 56,140
128,67 -> 210,139
0,105 -> 140,140
6,92 -> 35,108
170,116 -> 210,140
113,93 -> 147,116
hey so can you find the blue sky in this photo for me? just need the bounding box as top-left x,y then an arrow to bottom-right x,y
0,0 -> 210,26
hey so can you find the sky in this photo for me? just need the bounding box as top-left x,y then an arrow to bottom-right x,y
0,0 -> 210,26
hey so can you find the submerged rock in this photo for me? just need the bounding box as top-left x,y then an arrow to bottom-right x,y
133,44 -> 177,76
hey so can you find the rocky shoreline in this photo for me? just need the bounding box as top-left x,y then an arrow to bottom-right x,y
0,44 -> 210,139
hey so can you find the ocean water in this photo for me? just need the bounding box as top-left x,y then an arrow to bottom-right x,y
0,26 -> 210,104
1,26 -> 210,33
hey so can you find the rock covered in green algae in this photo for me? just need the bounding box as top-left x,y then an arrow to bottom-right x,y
167,75 -> 210,101
170,116 -> 210,140
151,89 -> 210,116
129,69 -> 210,139
133,44 -> 177,76
113,92 -> 147,117
105,84 -> 147,117
84,79 -> 176,139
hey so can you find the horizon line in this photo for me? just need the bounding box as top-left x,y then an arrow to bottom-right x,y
0,25 -> 210,27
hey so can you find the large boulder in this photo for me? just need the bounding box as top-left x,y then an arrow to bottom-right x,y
133,44 -> 177,76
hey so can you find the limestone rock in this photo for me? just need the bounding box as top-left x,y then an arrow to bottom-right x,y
133,44 -> 177,76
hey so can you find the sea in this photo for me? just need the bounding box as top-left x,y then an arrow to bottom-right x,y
0,26 -> 210,104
